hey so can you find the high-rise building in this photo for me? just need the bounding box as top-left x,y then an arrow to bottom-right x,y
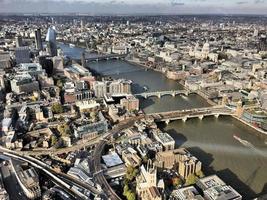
81,52 -> 86,67
46,27 -> 57,56
259,35 -> 267,51
34,28 -> 43,50
15,35 -> 23,47
15,46 -> 30,64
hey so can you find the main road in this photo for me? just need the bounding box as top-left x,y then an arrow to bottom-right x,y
92,115 -> 145,200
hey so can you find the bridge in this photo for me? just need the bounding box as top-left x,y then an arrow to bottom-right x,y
135,90 -> 193,99
84,54 -> 127,62
149,106 -> 234,123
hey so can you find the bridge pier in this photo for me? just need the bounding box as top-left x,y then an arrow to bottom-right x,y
96,58 -> 99,62
157,93 -> 161,98
214,114 -> 220,118
172,92 -> 175,97
165,119 -> 170,125
198,115 -> 204,120
182,117 -> 187,122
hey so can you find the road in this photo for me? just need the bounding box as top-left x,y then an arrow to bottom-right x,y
92,115 -> 144,200
0,115 -> 145,200
0,162 -> 27,200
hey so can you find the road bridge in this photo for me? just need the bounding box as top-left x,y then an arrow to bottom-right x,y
149,106 -> 234,123
79,54 -> 127,62
135,90 -> 193,99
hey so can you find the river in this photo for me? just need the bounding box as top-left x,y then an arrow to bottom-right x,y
59,43 -> 267,198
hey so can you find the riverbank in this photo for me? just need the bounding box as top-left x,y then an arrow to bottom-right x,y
233,116 -> 267,140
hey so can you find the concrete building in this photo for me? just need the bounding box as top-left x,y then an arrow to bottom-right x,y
93,79 -> 131,98
16,167 -> 41,199
15,47 -> 30,64
152,130 -> 175,151
156,148 -> 202,179
136,161 -> 163,200
170,186 -> 204,200
34,28 -> 43,50
10,74 -> 39,94
196,175 -> 242,200
15,35 -> 23,48
120,95 -> 139,111
73,112 -> 108,139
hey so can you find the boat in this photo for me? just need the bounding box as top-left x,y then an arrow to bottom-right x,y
69,43 -> 75,48
233,135 -> 254,148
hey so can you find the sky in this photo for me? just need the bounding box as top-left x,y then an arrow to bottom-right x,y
0,0 -> 267,15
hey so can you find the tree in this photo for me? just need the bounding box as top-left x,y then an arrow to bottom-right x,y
57,123 -> 70,136
56,79 -> 63,88
185,174 -> 198,186
172,177 -> 182,187
51,135 -> 58,146
51,103 -> 63,114
123,184 -> 136,200
125,166 -> 138,181
196,170 -> 205,178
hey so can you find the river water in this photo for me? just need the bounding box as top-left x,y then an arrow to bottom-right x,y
60,44 -> 267,198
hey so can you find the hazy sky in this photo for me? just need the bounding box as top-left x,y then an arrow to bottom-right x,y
0,0 -> 267,14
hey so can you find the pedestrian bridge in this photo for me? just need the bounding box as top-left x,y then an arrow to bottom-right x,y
135,90 -> 193,99
149,105 -> 234,123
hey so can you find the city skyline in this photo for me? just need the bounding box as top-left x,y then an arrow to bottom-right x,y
0,0 -> 267,15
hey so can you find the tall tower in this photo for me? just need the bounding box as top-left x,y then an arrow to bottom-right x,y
81,52 -> 86,67
34,28 -> 43,50
15,36 -> 23,47
46,27 -> 57,57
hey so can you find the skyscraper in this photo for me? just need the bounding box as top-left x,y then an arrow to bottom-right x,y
15,36 -> 23,47
81,52 -> 86,67
259,35 -> 267,51
34,28 -> 43,50
15,46 -> 30,64
45,27 -> 57,57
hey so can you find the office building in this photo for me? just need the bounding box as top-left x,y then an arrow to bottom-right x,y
46,27 -> 57,56
15,47 -> 30,64
93,79 -> 131,98
259,35 -> 267,51
15,35 -> 23,47
17,167 -> 41,199
73,112 -> 108,139
120,95 -> 139,111
152,130 -> 175,151
156,148 -> 202,179
34,28 -> 43,50
197,175 -> 242,200
170,186 -> 204,200
10,74 -> 39,94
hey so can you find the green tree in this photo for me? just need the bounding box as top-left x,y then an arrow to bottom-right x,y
196,170 -> 205,178
56,79 -> 63,88
126,192 -> 136,200
185,174 -> 198,186
51,103 -> 63,114
125,166 -> 138,181
172,177 -> 182,187
57,123 -> 70,136
51,135 -> 58,146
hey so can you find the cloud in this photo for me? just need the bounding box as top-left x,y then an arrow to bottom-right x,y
236,1 -> 248,4
254,0 -> 265,3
